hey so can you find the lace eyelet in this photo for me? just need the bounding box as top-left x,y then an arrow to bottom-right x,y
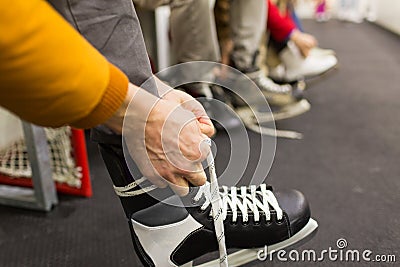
276,218 -> 284,225
254,220 -> 261,226
242,220 -> 249,226
198,207 -> 207,213
229,220 -> 237,226
264,218 -> 272,225
191,198 -> 198,205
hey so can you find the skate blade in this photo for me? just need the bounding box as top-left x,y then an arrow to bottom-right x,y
271,62 -> 339,85
236,99 -> 310,123
303,63 -> 339,88
245,122 -> 304,140
194,218 -> 318,267
261,99 -> 310,122
236,100 -> 311,139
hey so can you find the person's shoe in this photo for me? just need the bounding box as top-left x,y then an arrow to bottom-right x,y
269,41 -> 338,83
218,70 -> 309,139
228,56 -> 304,107
92,129 -> 318,266
309,47 -> 335,57
245,70 -> 304,106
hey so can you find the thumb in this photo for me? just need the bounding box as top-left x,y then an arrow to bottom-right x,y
169,176 -> 190,196
198,117 -> 215,137
185,164 -> 207,187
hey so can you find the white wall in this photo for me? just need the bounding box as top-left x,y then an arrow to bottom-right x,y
0,108 -> 24,150
295,0 -> 400,35
372,0 -> 400,35
295,0 -> 337,19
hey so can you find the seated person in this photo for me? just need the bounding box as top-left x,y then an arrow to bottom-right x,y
266,0 -> 338,82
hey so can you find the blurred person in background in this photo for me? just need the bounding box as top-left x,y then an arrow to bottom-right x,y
266,0 -> 338,83
133,0 -> 304,111
315,0 -> 330,22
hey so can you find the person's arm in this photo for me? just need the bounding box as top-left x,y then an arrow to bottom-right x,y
289,30 -> 317,57
0,0 -> 128,129
0,0 -> 212,194
266,0 -> 317,57
267,0 -> 296,42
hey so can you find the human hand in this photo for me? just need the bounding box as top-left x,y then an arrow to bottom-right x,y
156,80 -> 215,137
290,30 -> 318,57
106,83 -> 210,196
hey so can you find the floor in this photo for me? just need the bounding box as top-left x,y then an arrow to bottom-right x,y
0,20 -> 399,267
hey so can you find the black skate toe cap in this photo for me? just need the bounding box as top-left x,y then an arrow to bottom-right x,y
274,189 -> 311,236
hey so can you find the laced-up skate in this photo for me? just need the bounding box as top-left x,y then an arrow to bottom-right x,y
93,130 -> 318,266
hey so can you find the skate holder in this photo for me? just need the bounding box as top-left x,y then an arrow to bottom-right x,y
0,123 -> 58,211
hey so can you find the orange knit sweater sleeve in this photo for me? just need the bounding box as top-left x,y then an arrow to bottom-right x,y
0,0 -> 128,129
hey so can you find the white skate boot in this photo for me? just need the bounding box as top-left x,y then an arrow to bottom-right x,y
269,41 -> 338,83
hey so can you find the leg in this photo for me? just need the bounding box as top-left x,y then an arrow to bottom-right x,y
133,0 -> 220,71
228,0 -> 303,106
170,0 -> 220,63
229,0 -> 266,72
143,0 -> 240,129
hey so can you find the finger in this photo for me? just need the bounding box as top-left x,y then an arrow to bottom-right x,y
198,118 -> 215,137
178,95 -> 215,136
140,165 -> 169,188
196,134 -> 212,163
179,96 -> 209,119
199,123 -> 215,137
181,138 -> 210,163
184,167 -> 207,187
300,48 -> 308,58
145,174 -> 168,188
183,99 -> 209,118
169,176 -> 190,196
190,104 -> 215,137
158,172 -> 190,196
177,128 -> 205,163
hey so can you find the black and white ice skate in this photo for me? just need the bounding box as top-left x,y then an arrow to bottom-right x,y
219,70 -> 310,139
244,70 -> 304,107
124,183 -> 318,267
93,130 -> 318,267
235,99 -> 311,139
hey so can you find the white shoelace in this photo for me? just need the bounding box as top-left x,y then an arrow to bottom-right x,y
194,184 -> 283,224
114,177 -> 158,197
194,140 -> 283,267
204,139 -> 228,267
